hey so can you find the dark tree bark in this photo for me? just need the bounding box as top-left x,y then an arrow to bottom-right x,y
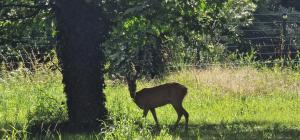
52,0 -> 108,125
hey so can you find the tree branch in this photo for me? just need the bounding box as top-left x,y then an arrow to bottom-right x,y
0,3 -> 50,21
0,9 -> 41,21
0,3 -> 48,9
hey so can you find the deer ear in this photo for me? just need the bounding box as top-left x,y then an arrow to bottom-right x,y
125,74 -> 132,82
126,72 -> 137,82
132,74 -> 138,81
125,75 -> 130,81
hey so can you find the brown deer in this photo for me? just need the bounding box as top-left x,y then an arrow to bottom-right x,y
126,76 -> 189,129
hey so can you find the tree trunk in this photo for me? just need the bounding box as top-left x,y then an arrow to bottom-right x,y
52,0 -> 107,125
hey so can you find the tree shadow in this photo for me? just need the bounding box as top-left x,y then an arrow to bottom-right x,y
167,121 -> 300,140
13,120 -> 118,140
2,120 -> 300,139
27,121 -> 95,133
0,122 -> 27,138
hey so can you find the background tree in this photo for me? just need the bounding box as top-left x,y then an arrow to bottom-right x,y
104,0 -> 256,80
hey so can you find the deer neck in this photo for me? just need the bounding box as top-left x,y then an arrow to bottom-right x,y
129,90 -> 136,100
127,79 -> 137,101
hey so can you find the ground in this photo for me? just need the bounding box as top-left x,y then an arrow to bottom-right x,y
0,66 -> 300,139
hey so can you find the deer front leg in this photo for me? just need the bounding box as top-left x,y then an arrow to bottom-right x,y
150,108 -> 159,126
143,109 -> 149,117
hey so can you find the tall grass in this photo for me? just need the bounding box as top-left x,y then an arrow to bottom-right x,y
0,66 -> 300,139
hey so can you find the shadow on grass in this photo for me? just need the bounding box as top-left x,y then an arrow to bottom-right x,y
2,121 -> 300,139
0,122 -> 28,138
0,120 -> 111,139
168,121 -> 300,140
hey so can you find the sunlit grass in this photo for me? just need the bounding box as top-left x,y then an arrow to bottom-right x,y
1,66 -> 300,139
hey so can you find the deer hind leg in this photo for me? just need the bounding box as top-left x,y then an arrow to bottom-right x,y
172,103 -> 189,129
172,104 -> 183,127
182,106 -> 189,129
150,108 -> 159,126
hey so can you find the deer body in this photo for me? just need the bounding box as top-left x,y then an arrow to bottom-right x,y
128,81 -> 189,129
134,83 -> 187,109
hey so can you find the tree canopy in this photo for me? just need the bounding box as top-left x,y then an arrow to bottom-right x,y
104,0 -> 256,79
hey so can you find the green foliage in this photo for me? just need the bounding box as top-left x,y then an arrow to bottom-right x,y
104,0 -> 257,79
104,15 -> 167,78
0,0 -> 56,69
0,68 -> 66,139
27,91 -> 68,126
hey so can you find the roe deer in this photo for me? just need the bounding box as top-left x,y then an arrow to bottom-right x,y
127,76 -> 189,129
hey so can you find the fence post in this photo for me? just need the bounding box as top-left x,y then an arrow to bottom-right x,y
282,13 -> 288,68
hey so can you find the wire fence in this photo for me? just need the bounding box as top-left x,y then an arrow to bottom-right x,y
2,60 -> 300,74
1,12 -> 300,70
223,12 -> 300,60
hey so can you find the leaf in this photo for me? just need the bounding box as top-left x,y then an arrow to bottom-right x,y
123,2 -> 150,15
200,0 -> 206,12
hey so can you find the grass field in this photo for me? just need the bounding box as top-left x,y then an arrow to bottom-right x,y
1,66 -> 300,139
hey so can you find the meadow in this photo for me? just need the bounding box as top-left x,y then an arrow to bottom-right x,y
0,66 -> 300,139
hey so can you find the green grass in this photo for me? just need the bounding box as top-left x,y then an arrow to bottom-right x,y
1,66 -> 300,139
